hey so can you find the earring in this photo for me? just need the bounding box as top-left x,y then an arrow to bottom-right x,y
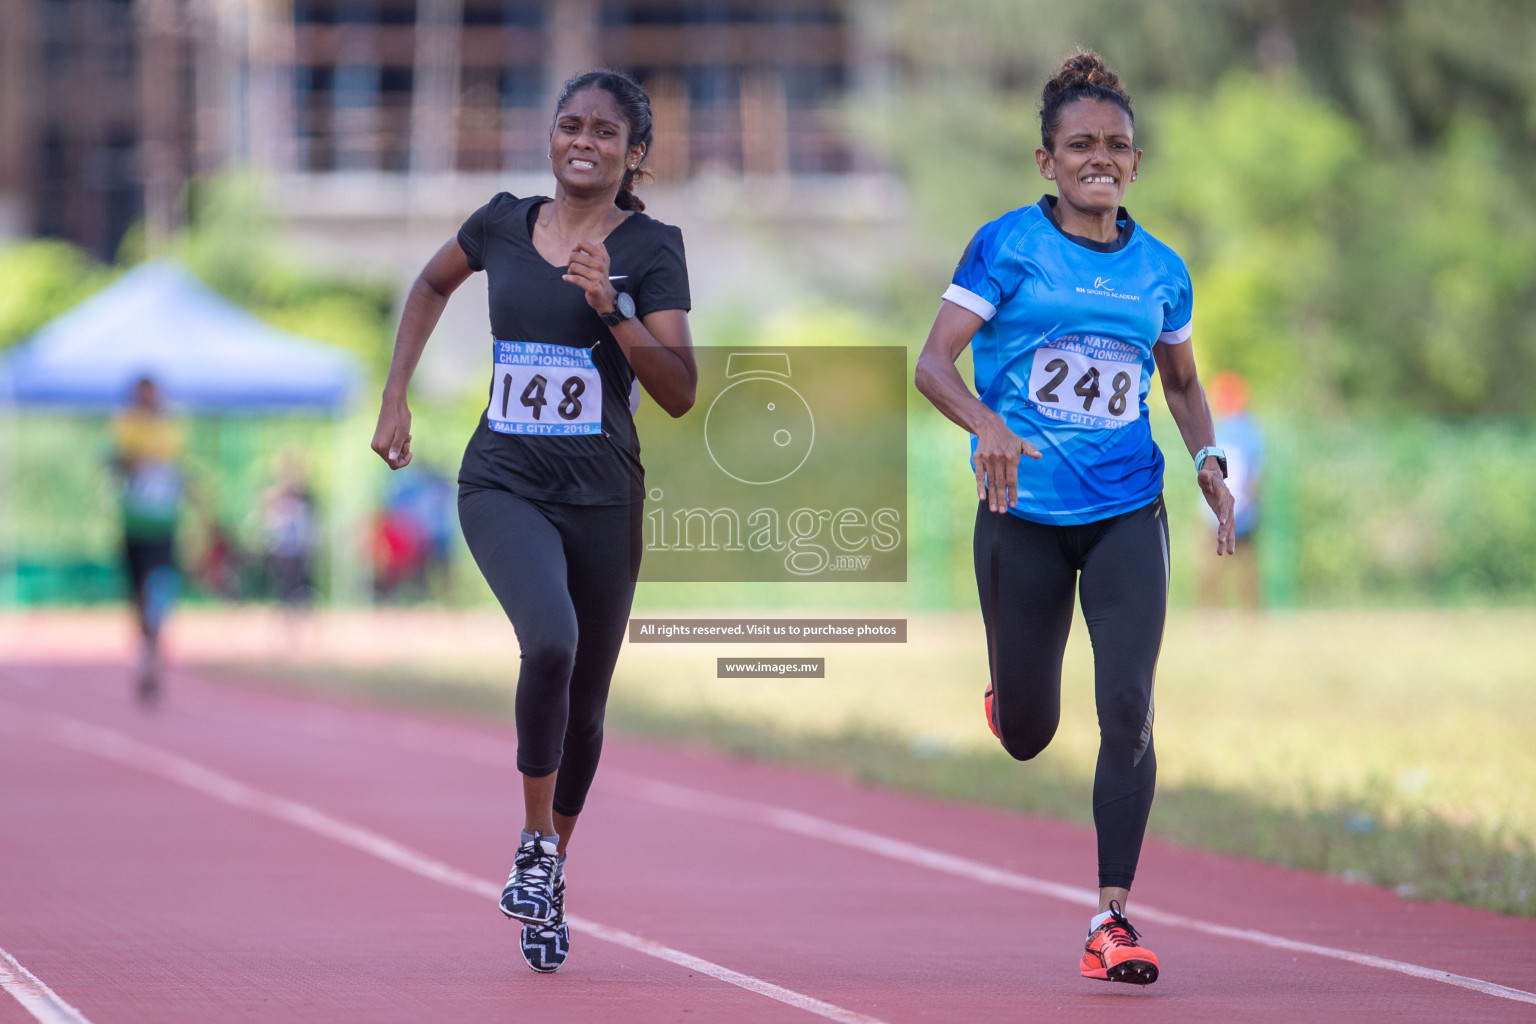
1131,172 -> 1138,181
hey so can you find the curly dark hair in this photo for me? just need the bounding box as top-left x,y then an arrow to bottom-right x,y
552,69 -> 655,212
1040,50 -> 1134,151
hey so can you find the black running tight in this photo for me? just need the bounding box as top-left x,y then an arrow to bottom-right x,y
974,496 -> 1168,890
458,487 -> 641,818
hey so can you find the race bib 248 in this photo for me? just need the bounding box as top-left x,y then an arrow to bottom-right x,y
487,340 -> 603,436
1026,334 -> 1142,430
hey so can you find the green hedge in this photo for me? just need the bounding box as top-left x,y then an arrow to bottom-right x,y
5,409 -> 1535,608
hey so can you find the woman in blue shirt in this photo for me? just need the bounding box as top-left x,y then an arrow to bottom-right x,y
915,50 -> 1235,986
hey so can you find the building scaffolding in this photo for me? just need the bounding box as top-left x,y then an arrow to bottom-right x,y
1,0 -> 886,259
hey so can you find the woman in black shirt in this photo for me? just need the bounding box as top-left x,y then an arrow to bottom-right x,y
371,69 -> 696,973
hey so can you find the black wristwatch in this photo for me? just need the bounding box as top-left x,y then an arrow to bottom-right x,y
599,291 -> 636,327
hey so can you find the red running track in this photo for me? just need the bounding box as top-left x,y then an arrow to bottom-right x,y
0,662 -> 1533,1024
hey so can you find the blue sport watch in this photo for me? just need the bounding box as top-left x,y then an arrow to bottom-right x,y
1193,445 -> 1227,479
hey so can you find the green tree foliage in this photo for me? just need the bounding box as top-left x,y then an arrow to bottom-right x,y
0,239 -> 112,352
168,176 -> 396,377
1132,75 -> 1362,407
1,177 -> 395,375
891,0 -> 1536,154
1137,78 -> 1536,415
883,1 -> 1536,414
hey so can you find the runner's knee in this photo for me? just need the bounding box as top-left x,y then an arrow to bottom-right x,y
1100,684 -> 1151,744
519,632 -> 577,685
995,707 -> 1058,761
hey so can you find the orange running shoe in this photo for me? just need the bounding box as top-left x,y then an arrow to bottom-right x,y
1079,901 -> 1159,985
983,687 -> 1000,740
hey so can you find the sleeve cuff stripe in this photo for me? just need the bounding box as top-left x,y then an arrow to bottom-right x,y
942,284 -> 997,322
1159,319 -> 1193,344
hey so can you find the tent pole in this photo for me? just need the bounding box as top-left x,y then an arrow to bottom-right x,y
328,408 -> 371,609
330,413 -> 346,608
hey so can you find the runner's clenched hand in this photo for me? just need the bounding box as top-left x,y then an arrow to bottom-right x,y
564,240 -> 618,314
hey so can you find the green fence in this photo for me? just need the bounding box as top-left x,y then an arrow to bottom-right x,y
4,407 -> 1535,609
840,411 -> 1536,610
1,409 -> 376,606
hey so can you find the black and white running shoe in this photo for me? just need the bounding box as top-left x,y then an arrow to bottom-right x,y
519,856 -> 569,973
499,833 -> 559,924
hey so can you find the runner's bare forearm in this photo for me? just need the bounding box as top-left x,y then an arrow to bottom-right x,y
1154,342 -> 1217,461
383,282 -> 447,402
614,309 -> 696,417
384,239 -> 474,402
915,302 -> 1003,435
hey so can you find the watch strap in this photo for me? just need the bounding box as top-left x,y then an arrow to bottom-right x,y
1193,445 -> 1228,478
599,291 -> 635,327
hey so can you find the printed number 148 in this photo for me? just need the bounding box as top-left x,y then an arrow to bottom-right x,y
500,372 -> 586,420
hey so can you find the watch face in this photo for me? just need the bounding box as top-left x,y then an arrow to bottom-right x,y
616,291 -> 636,318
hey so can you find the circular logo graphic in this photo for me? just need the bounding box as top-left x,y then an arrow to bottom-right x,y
703,376 -> 815,485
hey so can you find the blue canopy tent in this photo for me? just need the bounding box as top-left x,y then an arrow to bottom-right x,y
0,261 -> 367,605
0,261 -> 358,411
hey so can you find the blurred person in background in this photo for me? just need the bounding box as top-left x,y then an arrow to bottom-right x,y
370,69 -> 697,973
369,499 -> 427,602
1199,371 -> 1264,609
382,463 -> 457,599
915,50 -> 1234,986
109,376 -> 185,704
196,519 -> 246,600
262,450 -> 319,611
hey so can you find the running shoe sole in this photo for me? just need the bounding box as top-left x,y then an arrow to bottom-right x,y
519,921 -> 569,972
1080,900 -> 1159,985
1081,958 -> 1159,985
499,892 -> 553,925
519,861 -> 569,972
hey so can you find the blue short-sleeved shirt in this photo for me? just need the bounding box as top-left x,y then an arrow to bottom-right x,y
944,195 -> 1193,525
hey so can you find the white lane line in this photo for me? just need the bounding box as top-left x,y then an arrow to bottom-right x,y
0,947 -> 94,1024
25,680 -> 1536,1009
611,775 -> 1536,1009
141,693 -> 1536,1008
0,703 -> 886,1024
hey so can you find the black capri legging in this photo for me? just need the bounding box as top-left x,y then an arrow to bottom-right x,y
458,486 -> 642,818
974,495 -> 1168,890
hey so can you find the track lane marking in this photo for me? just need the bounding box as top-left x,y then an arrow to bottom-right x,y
0,947 -> 94,1024
0,702 -> 886,1024
12,680 -> 1536,1009
615,775 -> 1536,1008
122,689 -> 1536,1008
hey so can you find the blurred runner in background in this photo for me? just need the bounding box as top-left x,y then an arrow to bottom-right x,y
262,450 -> 319,610
109,376 -> 184,704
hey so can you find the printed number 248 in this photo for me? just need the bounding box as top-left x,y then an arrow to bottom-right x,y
1034,359 -> 1132,416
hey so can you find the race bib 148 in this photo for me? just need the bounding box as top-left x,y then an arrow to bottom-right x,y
1026,334 -> 1142,429
487,340 -> 603,436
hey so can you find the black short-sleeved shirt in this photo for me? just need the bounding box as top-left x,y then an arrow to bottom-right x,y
456,193 -> 691,505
